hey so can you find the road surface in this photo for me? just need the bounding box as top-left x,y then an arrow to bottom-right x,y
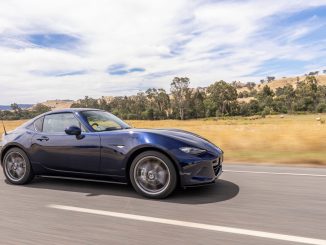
0,164 -> 326,245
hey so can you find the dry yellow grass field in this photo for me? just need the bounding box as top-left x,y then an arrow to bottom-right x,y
129,114 -> 326,165
0,120 -> 27,135
1,115 -> 326,165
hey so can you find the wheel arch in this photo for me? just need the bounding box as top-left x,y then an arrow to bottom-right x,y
125,146 -> 181,186
1,143 -> 30,166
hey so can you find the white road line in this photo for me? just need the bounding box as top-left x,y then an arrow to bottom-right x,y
224,170 -> 326,177
48,204 -> 326,245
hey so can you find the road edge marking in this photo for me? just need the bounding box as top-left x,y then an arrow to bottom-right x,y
224,170 -> 326,177
48,204 -> 326,245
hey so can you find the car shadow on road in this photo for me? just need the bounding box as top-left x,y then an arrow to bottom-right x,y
20,177 -> 239,205
169,180 -> 239,204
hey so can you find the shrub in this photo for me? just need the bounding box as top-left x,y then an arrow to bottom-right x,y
317,103 -> 326,113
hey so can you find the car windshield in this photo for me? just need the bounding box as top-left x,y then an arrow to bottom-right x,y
80,110 -> 131,132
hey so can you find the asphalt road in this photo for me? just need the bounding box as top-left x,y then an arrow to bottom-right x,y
1,164 -> 326,245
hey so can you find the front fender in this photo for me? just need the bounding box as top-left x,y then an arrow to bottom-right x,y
123,143 -> 182,172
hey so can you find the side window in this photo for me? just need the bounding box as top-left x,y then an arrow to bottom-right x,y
34,117 -> 44,132
43,113 -> 82,133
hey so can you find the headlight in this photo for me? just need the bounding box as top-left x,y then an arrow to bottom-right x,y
180,147 -> 206,155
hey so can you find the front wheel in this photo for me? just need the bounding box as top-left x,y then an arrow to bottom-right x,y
130,151 -> 177,199
3,148 -> 34,185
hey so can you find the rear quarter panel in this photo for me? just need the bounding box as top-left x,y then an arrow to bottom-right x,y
0,129 -> 34,164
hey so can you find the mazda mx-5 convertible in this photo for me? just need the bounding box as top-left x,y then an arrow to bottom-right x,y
0,109 -> 223,198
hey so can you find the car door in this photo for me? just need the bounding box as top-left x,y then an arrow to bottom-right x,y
31,112 -> 101,173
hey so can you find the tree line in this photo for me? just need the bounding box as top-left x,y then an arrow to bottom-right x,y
0,103 -> 52,120
1,75 -> 326,120
71,75 -> 326,119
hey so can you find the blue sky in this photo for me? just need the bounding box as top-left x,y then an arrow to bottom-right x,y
0,0 -> 325,104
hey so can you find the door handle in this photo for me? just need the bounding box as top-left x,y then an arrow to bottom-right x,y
37,136 -> 49,142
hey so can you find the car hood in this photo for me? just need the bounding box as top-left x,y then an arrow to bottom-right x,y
131,128 -> 222,154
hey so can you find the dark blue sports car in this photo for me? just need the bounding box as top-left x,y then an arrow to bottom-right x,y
0,109 -> 223,198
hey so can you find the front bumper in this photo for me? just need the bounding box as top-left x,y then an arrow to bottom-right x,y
180,156 -> 223,187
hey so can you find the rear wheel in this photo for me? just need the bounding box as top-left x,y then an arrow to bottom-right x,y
130,151 -> 177,199
3,148 -> 34,185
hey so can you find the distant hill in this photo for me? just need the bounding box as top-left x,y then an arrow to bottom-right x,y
39,98 -> 114,110
237,74 -> 326,93
236,74 -> 326,103
262,74 -> 326,90
40,100 -> 74,110
0,104 -> 34,111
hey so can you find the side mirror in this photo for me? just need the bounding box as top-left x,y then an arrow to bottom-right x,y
65,126 -> 81,136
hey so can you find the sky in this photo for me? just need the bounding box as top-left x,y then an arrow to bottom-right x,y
0,0 -> 326,104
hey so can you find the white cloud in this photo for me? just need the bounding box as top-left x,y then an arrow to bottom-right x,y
0,0 -> 325,103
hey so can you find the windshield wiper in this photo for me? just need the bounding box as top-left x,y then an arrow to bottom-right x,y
104,127 -> 121,131
100,126 -> 132,131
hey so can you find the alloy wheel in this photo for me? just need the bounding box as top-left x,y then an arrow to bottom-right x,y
4,152 -> 27,182
134,156 -> 171,195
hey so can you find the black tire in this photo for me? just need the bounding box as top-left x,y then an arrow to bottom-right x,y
3,147 -> 34,185
129,151 -> 177,199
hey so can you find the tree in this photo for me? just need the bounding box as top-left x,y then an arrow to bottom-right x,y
256,85 -> 274,99
255,85 -> 274,113
249,89 -> 258,97
242,91 -> 249,98
317,103 -> 326,113
275,84 -> 295,112
267,76 -> 275,82
205,80 -> 238,116
317,85 -> 326,101
146,88 -> 170,119
248,100 -> 260,114
98,97 -> 109,111
109,96 -> 130,119
10,103 -> 23,119
142,108 -> 154,120
130,92 -> 148,119
71,96 -> 99,108
294,76 -> 318,112
11,103 -> 22,113
33,103 -> 51,114
238,99 -> 260,116
245,82 -> 256,90
170,77 -> 190,120
231,81 -> 245,88
316,85 -> 326,112
189,89 -> 206,118
308,71 -> 319,76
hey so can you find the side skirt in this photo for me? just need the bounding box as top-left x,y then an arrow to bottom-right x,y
31,162 -> 127,183
39,175 -> 128,185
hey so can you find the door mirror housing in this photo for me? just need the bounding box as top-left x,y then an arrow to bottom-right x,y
65,126 -> 82,136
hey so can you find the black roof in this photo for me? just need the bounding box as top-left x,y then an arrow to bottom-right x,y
43,108 -> 101,115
